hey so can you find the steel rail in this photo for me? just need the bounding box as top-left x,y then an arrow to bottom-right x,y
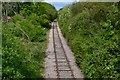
55,22 -> 75,79
52,22 -> 60,79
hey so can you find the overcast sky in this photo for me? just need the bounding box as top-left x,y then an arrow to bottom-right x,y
3,0 -> 119,2
44,0 -> 75,10
48,2 -> 72,10
44,0 -> 77,2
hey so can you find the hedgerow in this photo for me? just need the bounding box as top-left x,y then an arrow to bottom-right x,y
58,2 -> 120,79
2,2 -> 57,79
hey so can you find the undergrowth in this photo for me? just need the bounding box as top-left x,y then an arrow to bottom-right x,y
2,2 -> 57,79
58,2 -> 120,79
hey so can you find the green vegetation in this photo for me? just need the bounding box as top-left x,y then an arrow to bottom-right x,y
2,2 -> 57,79
58,2 -> 120,78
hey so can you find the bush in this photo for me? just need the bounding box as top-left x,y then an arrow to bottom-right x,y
2,2 -> 57,79
58,2 -> 120,78
2,21 -> 46,79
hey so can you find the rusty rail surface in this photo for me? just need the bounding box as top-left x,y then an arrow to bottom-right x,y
53,22 -> 60,79
52,21 -> 75,79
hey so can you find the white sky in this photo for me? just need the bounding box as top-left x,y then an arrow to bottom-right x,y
44,0 -> 77,2
2,0 -> 120,2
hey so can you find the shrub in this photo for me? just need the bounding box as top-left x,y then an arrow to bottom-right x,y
2,2 -> 56,79
58,2 -> 120,78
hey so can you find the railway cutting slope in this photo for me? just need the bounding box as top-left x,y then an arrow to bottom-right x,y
45,20 -> 84,79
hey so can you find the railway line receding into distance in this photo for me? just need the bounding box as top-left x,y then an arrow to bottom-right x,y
45,20 -> 84,79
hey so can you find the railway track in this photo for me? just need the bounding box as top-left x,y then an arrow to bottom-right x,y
52,21 -> 75,79
45,20 -> 84,79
